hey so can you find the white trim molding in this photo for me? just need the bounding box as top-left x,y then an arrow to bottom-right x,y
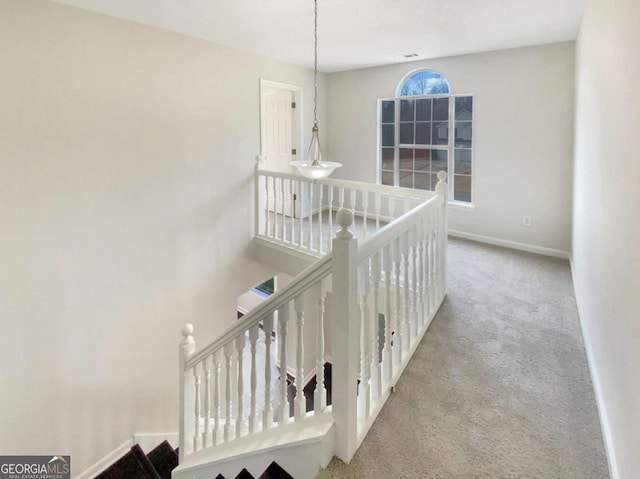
449,229 -> 570,259
569,259 -> 620,479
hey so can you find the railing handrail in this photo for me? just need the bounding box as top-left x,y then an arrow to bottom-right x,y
357,193 -> 442,262
258,169 -> 435,202
185,254 -> 332,369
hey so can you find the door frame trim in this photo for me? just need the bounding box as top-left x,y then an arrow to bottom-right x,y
259,79 -> 304,171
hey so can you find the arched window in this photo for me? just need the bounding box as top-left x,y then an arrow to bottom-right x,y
398,70 -> 450,96
379,69 -> 473,203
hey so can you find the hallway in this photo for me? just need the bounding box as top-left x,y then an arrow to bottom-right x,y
318,238 -> 609,478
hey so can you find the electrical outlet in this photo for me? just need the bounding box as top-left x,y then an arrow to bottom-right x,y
523,215 -> 532,227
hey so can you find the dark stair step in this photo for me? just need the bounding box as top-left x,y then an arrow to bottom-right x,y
146,440 -> 178,479
94,444 -> 161,479
235,469 -> 255,479
259,462 -> 295,479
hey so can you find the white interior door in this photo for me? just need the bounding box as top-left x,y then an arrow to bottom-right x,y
262,88 -> 297,217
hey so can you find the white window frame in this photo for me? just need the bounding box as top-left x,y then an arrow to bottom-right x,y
377,70 -> 475,208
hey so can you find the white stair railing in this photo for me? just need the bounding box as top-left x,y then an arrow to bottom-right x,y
178,253 -> 333,462
353,171 -> 448,441
255,165 -> 432,257
177,169 -> 448,469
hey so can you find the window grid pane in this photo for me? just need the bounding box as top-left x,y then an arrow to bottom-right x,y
378,82 -> 473,204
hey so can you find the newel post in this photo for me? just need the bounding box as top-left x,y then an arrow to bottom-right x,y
435,171 -> 448,296
331,208 -> 360,463
255,155 -> 266,237
179,323 -> 196,463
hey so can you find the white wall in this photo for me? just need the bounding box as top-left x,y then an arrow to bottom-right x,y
326,43 -> 575,253
573,0 -> 640,477
0,0 -> 324,473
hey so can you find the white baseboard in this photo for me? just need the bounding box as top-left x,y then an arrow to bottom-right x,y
449,229 -> 570,259
75,432 -> 178,479
569,259 -> 619,479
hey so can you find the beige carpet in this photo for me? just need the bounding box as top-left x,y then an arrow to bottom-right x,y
317,237 -> 609,479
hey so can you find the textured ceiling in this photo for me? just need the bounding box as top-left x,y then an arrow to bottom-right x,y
49,0 -> 585,72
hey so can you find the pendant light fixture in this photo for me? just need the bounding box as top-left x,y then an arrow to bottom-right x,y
291,0 -> 342,179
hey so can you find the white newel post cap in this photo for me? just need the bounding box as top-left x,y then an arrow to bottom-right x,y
436,171 -> 448,195
181,323 -> 195,347
336,208 -> 354,239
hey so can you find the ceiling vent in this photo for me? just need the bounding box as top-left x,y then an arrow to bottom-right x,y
403,53 -> 419,58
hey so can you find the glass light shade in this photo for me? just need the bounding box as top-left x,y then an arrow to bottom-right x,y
291,123 -> 342,179
291,160 -> 342,179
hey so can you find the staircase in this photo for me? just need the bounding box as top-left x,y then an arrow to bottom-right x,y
95,441 -> 177,479
171,167 -> 449,479
94,440 -> 295,479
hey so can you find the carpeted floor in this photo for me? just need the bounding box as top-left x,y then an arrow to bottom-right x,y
317,237 -> 609,479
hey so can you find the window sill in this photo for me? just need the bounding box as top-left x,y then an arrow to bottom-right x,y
448,201 -> 475,212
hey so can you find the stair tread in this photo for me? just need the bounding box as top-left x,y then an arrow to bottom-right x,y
94,445 -> 158,479
259,462 -> 295,479
131,444 -> 162,479
146,440 -> 178,479
235,469 -> 255,479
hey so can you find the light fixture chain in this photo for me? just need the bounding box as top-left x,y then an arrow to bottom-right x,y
313,0 -> 318,125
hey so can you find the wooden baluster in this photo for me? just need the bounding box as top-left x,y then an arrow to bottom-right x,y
223,343 -> 233,442
327,187 -> 334,246
314,280 -> 328,413
401,230 -> 410,351
436,170 -> 448,301
393,237 -> 403,365
339,187 -> 345,211
382,243 -> 393,381
193,363 -> 201,452
265,176 -> 271,237
294,295 -> 305,419
389,194 -> 396,221
430,229 -> 436,313
362,192 -> 369,238
298,181 -> 304,248
236,334 -> 245,439
280,178 -> 287,243
422,217 -> 430,325
288,178 -> 294,246
281,178 -> 287,243
273,178 -> 284,241
358,259 -> 371,418
273,177 -> 279,240
203,358 -> 211,448
350,188 -> 356,213
291,180 -> 297,246
370,251 -> 382,400
416,219 -> 425,332
309,181 -> 314,251
212,350 -> 221,445
423,211 -> 431,317
278,304 -> 290,424
374,192 -> 382,232
249,324 -> 259,434
318,184 -> 324,254
409,225 -> 418,341
428,212 -> 436,315
262,314 -> 274,429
